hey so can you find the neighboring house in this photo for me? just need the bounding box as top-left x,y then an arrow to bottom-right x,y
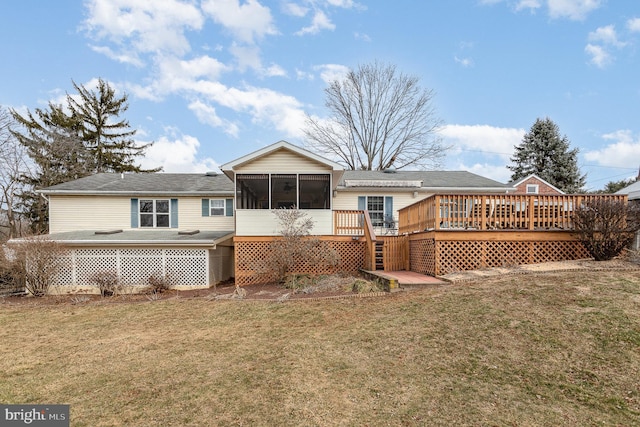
616,180 -> 640,250
29,140 -> 514,292
510,174 -> 565,195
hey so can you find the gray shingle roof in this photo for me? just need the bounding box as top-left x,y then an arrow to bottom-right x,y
44,229 -> 234,245
339,170 -> 511,190
40,169 -> 511,195
39,173 -> 234,195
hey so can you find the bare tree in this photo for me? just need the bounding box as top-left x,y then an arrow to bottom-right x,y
0,106 -> 28,240
304,61 -> 447,170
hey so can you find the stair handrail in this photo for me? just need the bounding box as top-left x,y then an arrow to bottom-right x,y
362,210 -> 377,270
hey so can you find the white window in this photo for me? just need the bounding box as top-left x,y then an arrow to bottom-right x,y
210,199 -> 225,216
140,199 -> 170,228
526,184 -> 539,194
367,196 -> 385,227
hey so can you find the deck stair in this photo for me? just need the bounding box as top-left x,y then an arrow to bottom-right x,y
375,240 -> 384,270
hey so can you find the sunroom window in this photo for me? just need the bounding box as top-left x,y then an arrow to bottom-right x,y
236,173 -> 330,210
140,199 -> 170,228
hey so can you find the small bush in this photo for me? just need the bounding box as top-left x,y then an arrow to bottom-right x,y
349,279 -> 382,294
2,237 -> 67,296
147,273 -> 172,294
259,209 -> 340,284
573,199 -> 640,261
91,271 -> 122,297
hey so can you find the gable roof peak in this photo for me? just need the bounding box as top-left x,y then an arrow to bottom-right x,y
220,140 -> 344,174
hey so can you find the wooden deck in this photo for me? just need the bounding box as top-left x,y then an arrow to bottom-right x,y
397,194 -> 627,233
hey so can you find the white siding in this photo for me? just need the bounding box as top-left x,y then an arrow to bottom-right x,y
49,196 -> 130,233
49,195 -> 235,233
179,197 -> 235,231
332,191 -> 433,219
236,210 -> 332,236
236,149 -> 331,173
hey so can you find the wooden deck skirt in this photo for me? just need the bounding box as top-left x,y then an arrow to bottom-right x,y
234,236 -> 367,286
234,230 -> 589,285
408,230 -> 589,277
234,194 -> 629,285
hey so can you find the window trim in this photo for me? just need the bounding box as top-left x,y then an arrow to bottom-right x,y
139,199 -> 171,228
210,199 -> 225,217
526,184 -> 539,194
235,173 -> 331,210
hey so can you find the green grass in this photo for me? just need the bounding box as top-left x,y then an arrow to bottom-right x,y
1,270 -> 639,426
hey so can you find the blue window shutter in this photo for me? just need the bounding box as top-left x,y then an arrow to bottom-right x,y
170,199 -> 178,228
130,198 -> 139,228
202,199 -> 210,217
385,196 -> 393,219
357,196 -> 366,211
225,198 -> 233,216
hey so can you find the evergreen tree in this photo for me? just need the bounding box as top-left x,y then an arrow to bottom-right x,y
11,78 -> 160,233
10,103 -> 90,233
508,117 -> 586,193
594,178 -> 637,194
67,78 -> 160,173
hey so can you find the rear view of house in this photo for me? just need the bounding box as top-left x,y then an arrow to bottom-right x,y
26,140 -> 624,294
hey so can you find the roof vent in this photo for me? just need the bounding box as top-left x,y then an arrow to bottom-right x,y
383,168 -> 397,173
178,230 -> 200,235
205,171 -> 218,176
95,229 -> 123,235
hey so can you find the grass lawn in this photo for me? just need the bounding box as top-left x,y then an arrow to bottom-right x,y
1,270 -> 639,426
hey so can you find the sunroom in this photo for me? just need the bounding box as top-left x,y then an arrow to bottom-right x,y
221,141 -> 345,237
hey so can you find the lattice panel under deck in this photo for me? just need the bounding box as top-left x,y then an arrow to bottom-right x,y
533,241 -> 589,264
409,238 -> 437,276
235,239 -> 366,286
434,239 -> 588,276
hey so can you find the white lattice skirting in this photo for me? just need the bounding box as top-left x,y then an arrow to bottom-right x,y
56,248 -> 210,289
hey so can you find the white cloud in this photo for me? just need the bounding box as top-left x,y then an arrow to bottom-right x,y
188,100 -> 240,137
354,32 -> 371,42
627,17 -> 640,33
585,43 -> 611,68
515,0 -> 542,12
588,25 -> 625,47
295,10 -> 336,35
480,0 -> 601,20
440,124 -> 525,162
282,2 -> 309,17
201,0 -> 278,44
89,45 -> 144,67
454,56 -> 474,67
83,0 -> 204,55
315,64 -> 350,84
140,134 -> 220,173
584,130 -> 640,168
547,0 -> 602,20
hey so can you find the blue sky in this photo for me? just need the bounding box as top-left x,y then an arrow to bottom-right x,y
1,0 -> 639,191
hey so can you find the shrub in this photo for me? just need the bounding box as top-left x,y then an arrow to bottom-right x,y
2,237 -> 67,296
90,271 -> 121,297
147,273 -> 172,294
262,209 -> 340,284
573,198 -> 640,261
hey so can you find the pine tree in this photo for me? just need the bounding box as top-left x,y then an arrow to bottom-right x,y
10,103 -> 90,233
508,117 -> 586,193
67,78 -> 160,173
11,78 -> 160,233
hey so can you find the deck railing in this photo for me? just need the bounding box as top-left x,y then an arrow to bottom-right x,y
398,194 -> 628,234
334,210 -> 365,236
